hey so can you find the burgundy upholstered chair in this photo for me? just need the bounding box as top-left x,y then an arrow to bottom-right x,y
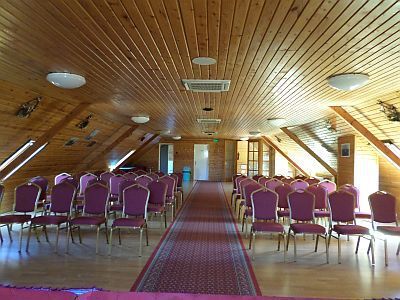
134,169 -> 147,176
109,175 -> 125,201
307,185 -> 330,219
135,175 -> 153,187
290,179 -> 309,191
67,183 -> 109,254
109,179 -> 135,214
328,190 -> 375,265
340,184 -> 371,219
252,174 -> 263,182
241,181 -> 263,234
148,173 -> 159,180
147,180 -> 168,231
275,183 -> 294,219
172,172 -> 183,198
319,179 -> 336,194
258,176 -> 270,186
236,178 -> 254,215
231,175 -> 246,206
305,177 -> 320,186
249,188 -> 285,261
265,178 -> 283,191
29,176 -> 48,203
273,175 -> 285,180
0,182 -> 41,252
26,181 -> 76,253
281,177 -> 294,185
369,191 -> 400,266
54,172 -> 72,185
170,173 -> 182,207
295,174 -> 307,180
0,184 -> 5,243
61,177 -> 79,190
99,171 -> 114,185
123,172 -> 137,181
155,171 -> 165,177
79,173 -> 97,196
287,190 -> 329,263
160,176 -> 177,221
109,184 -> 150,256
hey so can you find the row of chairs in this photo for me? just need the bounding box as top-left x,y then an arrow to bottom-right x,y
232,174 -> 400,266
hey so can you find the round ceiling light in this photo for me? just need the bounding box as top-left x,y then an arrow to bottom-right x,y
172,136 -> 181,140
249,131 -> 261,136
131,116 -> 150,124
192,57 -> 217,66
239,137 -> 249,141
46,72 -> 86,89
327,73 -> 369,91
267,118 -> 286,127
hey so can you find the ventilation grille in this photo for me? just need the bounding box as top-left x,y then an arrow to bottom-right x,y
202,131 -> 218,135
182,79 -> 230,92
197,118 -> 221,124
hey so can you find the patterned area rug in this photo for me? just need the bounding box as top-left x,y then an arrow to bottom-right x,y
132,181 -> 260,295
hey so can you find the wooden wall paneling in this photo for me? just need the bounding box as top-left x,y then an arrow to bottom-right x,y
126,134 -> 159,164
261,136 -> 309,177
337,135 -> 355,187
379,157 -> 400,215
224,140 -> 236,182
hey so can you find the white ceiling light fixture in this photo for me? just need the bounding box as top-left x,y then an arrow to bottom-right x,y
327,73 -> 369,91
267,118 -> 286,127
249,131 -> 261,137
131,116 -> 150,124
46,72 -> 86,89
192,57 -> 217,66
172,136 -> 182,140
239,137 -> 249,141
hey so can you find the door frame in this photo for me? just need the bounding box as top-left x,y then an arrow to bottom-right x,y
193,144 -> 209,181
158,143 -> 174,174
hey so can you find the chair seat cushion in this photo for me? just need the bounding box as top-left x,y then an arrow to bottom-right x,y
0,214 -> 31,224
109,203 -> 123,211
112,218 -> 145,228
354,211 -> 371,219
290,223 -> 325,234
253,222 -> 284,233
377,226 -> 400,236
147,204 -> 165,213
31,215 -> 68,225
277,210 -> 290,217
314,210 -> 330,218
70,216 -> 105,226
333,224 -> 369,235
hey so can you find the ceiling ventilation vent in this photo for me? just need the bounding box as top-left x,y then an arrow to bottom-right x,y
197,118 -> 221,124
182,79 -> 230,92
202,131 -> 217,135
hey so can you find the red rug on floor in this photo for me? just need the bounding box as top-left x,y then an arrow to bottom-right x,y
132,182 -> 260,295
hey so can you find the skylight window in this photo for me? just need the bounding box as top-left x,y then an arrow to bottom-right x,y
109,150 -> 135,171
0,139 -> 35,172
2,142 -> 48,181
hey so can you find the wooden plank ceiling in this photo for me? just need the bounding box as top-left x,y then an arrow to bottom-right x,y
0,0 -> 399,139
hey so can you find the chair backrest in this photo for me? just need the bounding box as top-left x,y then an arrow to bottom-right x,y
251,188 -> 278,222
275,183 -> 294,209
238,178 -> 254,197
113,169 -> 125,175
80,173 -> 97,195
118,179 -> 136,203
319,180 -> 336,194
148,173 -> 159,180
288,190 -> 315,222
87,178 -> 107,188
135,175 -> 153,187
306,184 -> 328,210
339,184 -> 360,209
109,175 -> 125,195
252,175 -> 263,182
60,177 -> 79,190
100,171 -> 114,185
160,176 -> 176,198
172,172 -> 183,187
155,171 -> 165,177
123,172 -> 137,181
170,174 -> 179,191
148,180 -> 167,206
232,174 -> 241,187
55,172 -> 72,185
369,191 -> 397,225
83,183 -> 109,216
328,190 -> 356,223
273,174 -> 285,180
14,182 -> 41,213
265,178 -> 283,191
243,182 -> 262,207
258,176 -> 270,186
29,176 -> 48,201
281,177 -> 294,185
50,182 -> 76,214
290,179 -> 309,191
295,174 -> 307,180
234,175 -> 247,191
305,177 -> 320,185
123,184 -> 149,219
134,169 -> 147,176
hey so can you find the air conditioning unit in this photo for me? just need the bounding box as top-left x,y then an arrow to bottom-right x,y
197,118 -> 221,124
182,79 -> 230,92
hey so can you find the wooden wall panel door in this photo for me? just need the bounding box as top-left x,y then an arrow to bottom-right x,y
224,140 -> 236,182
337,135 -> 355,186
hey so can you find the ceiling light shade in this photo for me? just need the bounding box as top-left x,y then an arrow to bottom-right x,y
192,57 -> 217,65
172,136 -> 181,140
46,72 -> 86,89
239,137 -> 249,141
131,116 -> 150,124
268,118 -> 286,127
327,73 -> 369,91
249,131 -> 261,136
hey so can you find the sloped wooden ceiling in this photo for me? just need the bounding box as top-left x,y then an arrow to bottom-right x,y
0,0 -> 399,139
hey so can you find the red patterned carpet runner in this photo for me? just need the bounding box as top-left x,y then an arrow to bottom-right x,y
132,181 -> 260,295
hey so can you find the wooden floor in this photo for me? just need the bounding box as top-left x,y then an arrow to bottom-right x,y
0,181 -> 399,299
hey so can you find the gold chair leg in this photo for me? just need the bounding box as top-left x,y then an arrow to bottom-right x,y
26,224 -> 32,252
108,228 -> 113,256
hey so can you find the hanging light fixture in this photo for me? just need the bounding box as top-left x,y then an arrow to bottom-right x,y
172,136 -> 182,140
327,73 -> 369,91
46,72 -> 86,89
131,116 -> 150,124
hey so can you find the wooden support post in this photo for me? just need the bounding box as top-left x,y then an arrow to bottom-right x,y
331,106 -> 400,169
0,103 -> 90,179
281,127 -> 337,177
261,136 -> 310,177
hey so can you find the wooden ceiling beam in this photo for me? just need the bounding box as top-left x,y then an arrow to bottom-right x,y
280,127 -> 338,177
261,136 -> 310,177
0,102 -> 90,179
331,106 -> 400,169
